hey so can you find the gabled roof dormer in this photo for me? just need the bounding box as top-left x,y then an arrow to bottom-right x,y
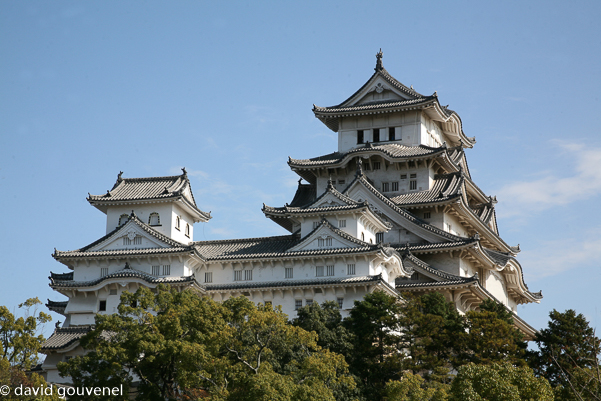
286,218 -> 372,253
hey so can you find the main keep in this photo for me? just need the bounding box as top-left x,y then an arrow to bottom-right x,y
42,52 -> 542,383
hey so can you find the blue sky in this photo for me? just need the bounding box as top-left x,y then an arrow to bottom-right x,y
1,1 -> 600,340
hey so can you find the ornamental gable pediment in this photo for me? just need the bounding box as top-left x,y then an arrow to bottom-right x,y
287,222 -> 364,253
88,220 -> 173,252
311,192 -> 353,209
352,76 -> 409,106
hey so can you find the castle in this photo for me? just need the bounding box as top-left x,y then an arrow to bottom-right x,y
41,51 -> 542,383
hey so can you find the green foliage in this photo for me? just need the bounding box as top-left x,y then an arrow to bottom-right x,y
0,297 -> 51,369
399,292 -> 467,382
344,291 -> 404,400
60,286 -> 356,401
449,362 -> 554,401
527,309 -> 601,401
385,372 -> 449,401
0,357 -> 62,401
465,299 -> 527,366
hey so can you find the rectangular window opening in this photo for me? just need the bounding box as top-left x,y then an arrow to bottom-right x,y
357,130 -> 364,144
245,270 -> 253,281
295,299 -> 303,310
382,182 -> 390,192
388,127 -> 395,141
423,212 -> 431,219
162,265 -> 171,275
373,161 -> 381,170
391,182 -> 399,191
234,270 -> 242,281
410,180 -> 417,190
337,298 -> 344,309
101,267 -> 108,277
152,265 -> 160,276
316,266 -> 324,277
326,265 -> 335,276
205,272 -> 213,283
338,219 -> 346,228
99,300 -> 107,312
347,264 -> 356,275
373,128 -> 380,142
285,267 -> 293,279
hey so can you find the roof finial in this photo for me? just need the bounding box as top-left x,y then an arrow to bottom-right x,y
375,48 -> 384,72
356,158 -> 364,177
117,171 -> 123,181
298,178 -> 302,185
181,167 -> 187,177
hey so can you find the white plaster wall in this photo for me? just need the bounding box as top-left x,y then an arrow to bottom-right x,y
486,271 -> 509,306
71,258 -> 185,281
443,213 -> 470,237
419,253 -> 461,276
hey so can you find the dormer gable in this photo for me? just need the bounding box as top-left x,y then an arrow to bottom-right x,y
287,218 -> 371,253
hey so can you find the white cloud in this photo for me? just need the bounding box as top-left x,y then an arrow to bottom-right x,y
497,142 -> 601,217
519,233 -> 601,279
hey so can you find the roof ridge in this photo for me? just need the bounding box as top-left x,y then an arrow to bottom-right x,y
194,233 -> 299,246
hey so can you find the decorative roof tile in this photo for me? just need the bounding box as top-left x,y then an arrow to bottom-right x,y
41,326 -> 95,351
206,274 -> 385,291
389,172 -> 463,206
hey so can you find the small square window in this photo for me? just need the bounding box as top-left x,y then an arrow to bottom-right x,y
338,219 -> 346,228
205,272 -> 213,283
400,174 -> 407,179
109,289 -> 117,296
410,180 -> 417,190
295,299 -> 303,310
326,265 -> 334,276
410,173 -> 417,179
306,299 -> 313,306
391,182 -> 399,191
316,266 -> 324,277
372,161 -> 381,170
423,212 -> 431,219
285,267 -> 293,279
99,300 -> 107,312
337,298 -> 344,309
347,264 -> 356,275
338,179 -> 345,185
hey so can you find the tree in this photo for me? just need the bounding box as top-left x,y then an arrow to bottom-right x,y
60,286 -> 356,401
449,362 -> 553,401
399,292 -> 467,383
527,309 -> 601,401
385,372 -> 449,401
464,299 -> 527,366
344,291 -> 404,400
0,298 -> 51,369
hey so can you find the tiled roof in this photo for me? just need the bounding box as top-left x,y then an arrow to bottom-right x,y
41,326 -> 95,351
54,213 -> 191,259
289,143 -> 444,168
87,170 -> 210,220
50,272 -> 73,281
389,172 -> 463,206
206,274 -> 386,291
314,96 -> 441,115
46,299 -> 68,314
396,276 -> 478,289
49,265 -> 197,289
391,238 -> 477,253
289,182 -> 316,207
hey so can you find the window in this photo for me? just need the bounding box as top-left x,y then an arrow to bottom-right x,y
388,127 -> 395,141
306,299 -> 313,306
148,212 -> 160,226
423,212 -> 431,219
326,265 -> 335,276
234,270 -> 252,281
392,182 -> 399,191
357,130 -> 364,144
373,128 -> 380,142
408,161 -> 416,168
410,173 -> 417,179
205,272 -> 212,283
410,180 -> 417,190
152,265 -> 160,276
123,237 -> 132,246
337,298 -> 344,309
400,174 -> 407,179
118,214 -> 129,226
361,232 -> 365,241
234,270 -> 242,281
295,299 -> 303,310
109,289 -> 117,296
338,219 -> 346,228
376,232 -> 384,243
133,236 -> 142,245
347,264 -> 356,275
338,179 -> 345,185
372,161 -> 381,170
99,300 -> 107,312
316,266 -> 324,277
162,265 -> 171,275
382,182 -> 390,192
101,267 -> 108,277
175,216 -> 180,230
364,163 -> 370,171
411,272 -> 419,280
131,300 -> 137,308
185,224 -> 190,238
445,223 -> 452,233
318,237 -> 332,247
245,270 -> 253,281
285,267 -> 293,279
313,221 -> 319,229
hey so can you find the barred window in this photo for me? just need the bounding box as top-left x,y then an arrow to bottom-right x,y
347,264 -> 356,275
410,173 -> 417,178
382,182 -> 390,192
185,224 -> 190,237
205,272 -> 212,283
337,298 -> 344,309
101,267 -> 108,277
285,267 -> 293,279
152,265 -> 160,276
373,128 -> 380,142
326,265 -> 334,276
123,237 -> 132,246
388,127 -> 395,141
410,180 -> 417,190
148,212 -> 160,226
295,299 -> 303,310
424,212 -> 431,219
316,266 -> 324,277
372,161 -> 381,170
245,270 -> 253,281
391,182 -> 399,191
338,179 -> 345,185
376,232 -> 384,243
162,265 -> 171,275
306,299 -> 313,306
338,219 -> 346,228
400,174 -> 407,179
133,236 -> 142,245
234,270 -> 242,281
